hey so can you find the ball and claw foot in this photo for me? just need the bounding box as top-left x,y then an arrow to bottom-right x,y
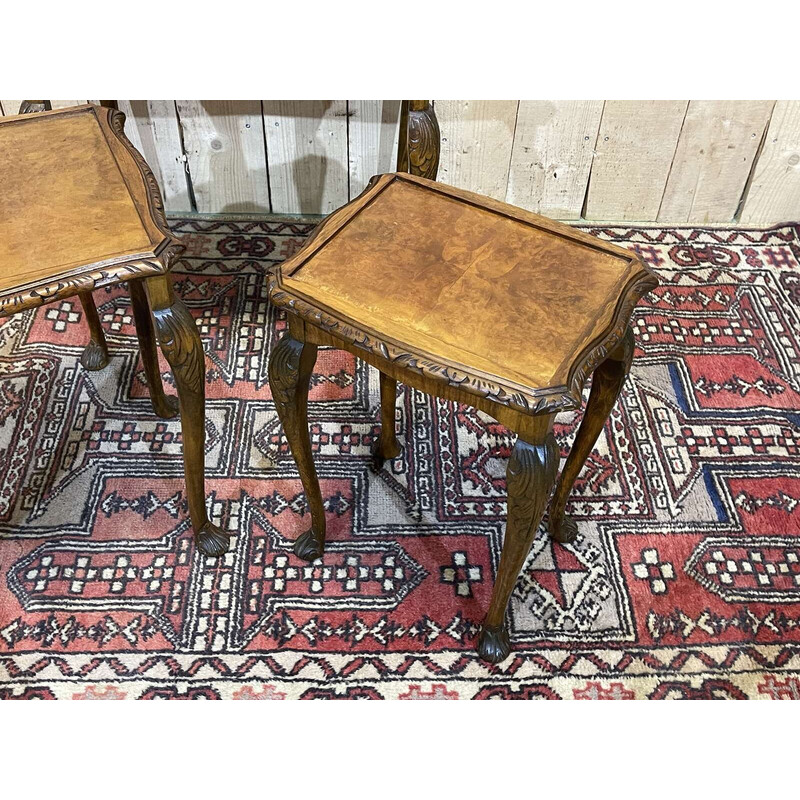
152,395 -> 180,420
81,341 -> 110,372
550,515 -> 578,545
477,624 -> 511,664
195,522 -> 231,557
293,528 -> 325,562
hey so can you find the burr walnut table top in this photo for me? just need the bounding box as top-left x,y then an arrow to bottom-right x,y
0,104 -> 179,316
269,172 -> 657,415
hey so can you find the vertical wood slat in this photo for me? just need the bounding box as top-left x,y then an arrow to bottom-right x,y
585,100 -> 689,221
49,100 -> 85,109
262,101 -> 349,215
348,100 -> 402,197
658,100 -> 775,223
175,100 -> 269,214
435,100 -> 519,200
2,99 -> 796,223
117,101 -> 192,214
739,100 -> 800,224
506,100 -> 604,219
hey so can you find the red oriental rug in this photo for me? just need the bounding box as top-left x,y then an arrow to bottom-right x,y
1,218 -> 799,700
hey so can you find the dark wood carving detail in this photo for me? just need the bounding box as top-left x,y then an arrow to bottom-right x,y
151,299 -> 204,395
106,107 -> 175,241
478,432 -> 559,664
268,270 -> 656,415
397,101 -> 440,180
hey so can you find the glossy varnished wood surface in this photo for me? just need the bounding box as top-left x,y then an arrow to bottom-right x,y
0,105 -> 178,316
273,172 -> 657,412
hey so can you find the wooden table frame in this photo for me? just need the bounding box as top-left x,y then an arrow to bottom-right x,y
0,104 -> 229,557
266,104 -> 657,663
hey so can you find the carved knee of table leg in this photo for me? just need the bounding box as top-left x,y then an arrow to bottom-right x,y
79,291 -> 110,371
477,431 -> 559,664
148,276 -> 230,557
548,327 -> 634,546
372,370 -> 402,469
268,332 -> 326,562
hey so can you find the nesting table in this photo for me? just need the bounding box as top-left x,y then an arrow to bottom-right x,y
268,172 -> 657,663
0,104 -> 228,557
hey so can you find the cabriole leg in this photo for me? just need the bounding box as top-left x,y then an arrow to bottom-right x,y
477,429 -> 559,664
268,332 -> 326,562
79,291 -> 109,371
145,274 -> 229,557
373,370 -> 402,468
549,327 -> 634,544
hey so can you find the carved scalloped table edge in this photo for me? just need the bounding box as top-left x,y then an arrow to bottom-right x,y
268,263 -> 658,417
0,104 -> 184,318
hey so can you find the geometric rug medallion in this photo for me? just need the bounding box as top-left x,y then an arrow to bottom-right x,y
1,218 -> 799,699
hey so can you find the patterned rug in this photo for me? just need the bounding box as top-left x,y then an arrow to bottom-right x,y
1,217 -> 799,700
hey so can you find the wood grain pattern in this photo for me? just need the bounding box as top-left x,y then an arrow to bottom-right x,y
0,104 -> 228,556
271,172 -> 657,415
0,105 -> 179,315
175,100 -> 269,213
118,100 -> 192,213
17,99 -> 792,223
435,100 -> 519,200
507,100 -> 604,219
659,100 -> 775,223
739,100 -> 800,224
348,100 -> 401,197
478,429 -> 559,664
270,169 -> 655,664
585,100 -> 689,220
262,100 -> 349,214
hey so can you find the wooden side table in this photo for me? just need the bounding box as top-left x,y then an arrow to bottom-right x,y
0,104 -> 229,557
267,172 -> 657,663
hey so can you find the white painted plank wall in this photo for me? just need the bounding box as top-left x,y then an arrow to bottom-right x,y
348,100 -> 402,196
658,100 -> 775,223
175,100 -> 269,214
740,100 -> 800,224
507,100 -> 604,219
3,99 -> 799,224
262,100 -> 349,215
117,100 -> 191,214
585,100 -> 689,220
435,100 -> 519,200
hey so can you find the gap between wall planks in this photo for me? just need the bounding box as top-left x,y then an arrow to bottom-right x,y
658,101 -> 776,224
585,100 -> 690,221
175,101 -> 270,214
435,100 -> 519,201
262,101 -> 349,215
739,100 -> 800,224
117,101 -> 192,213
506,100 -> 604,219
1,100 -> 797,224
